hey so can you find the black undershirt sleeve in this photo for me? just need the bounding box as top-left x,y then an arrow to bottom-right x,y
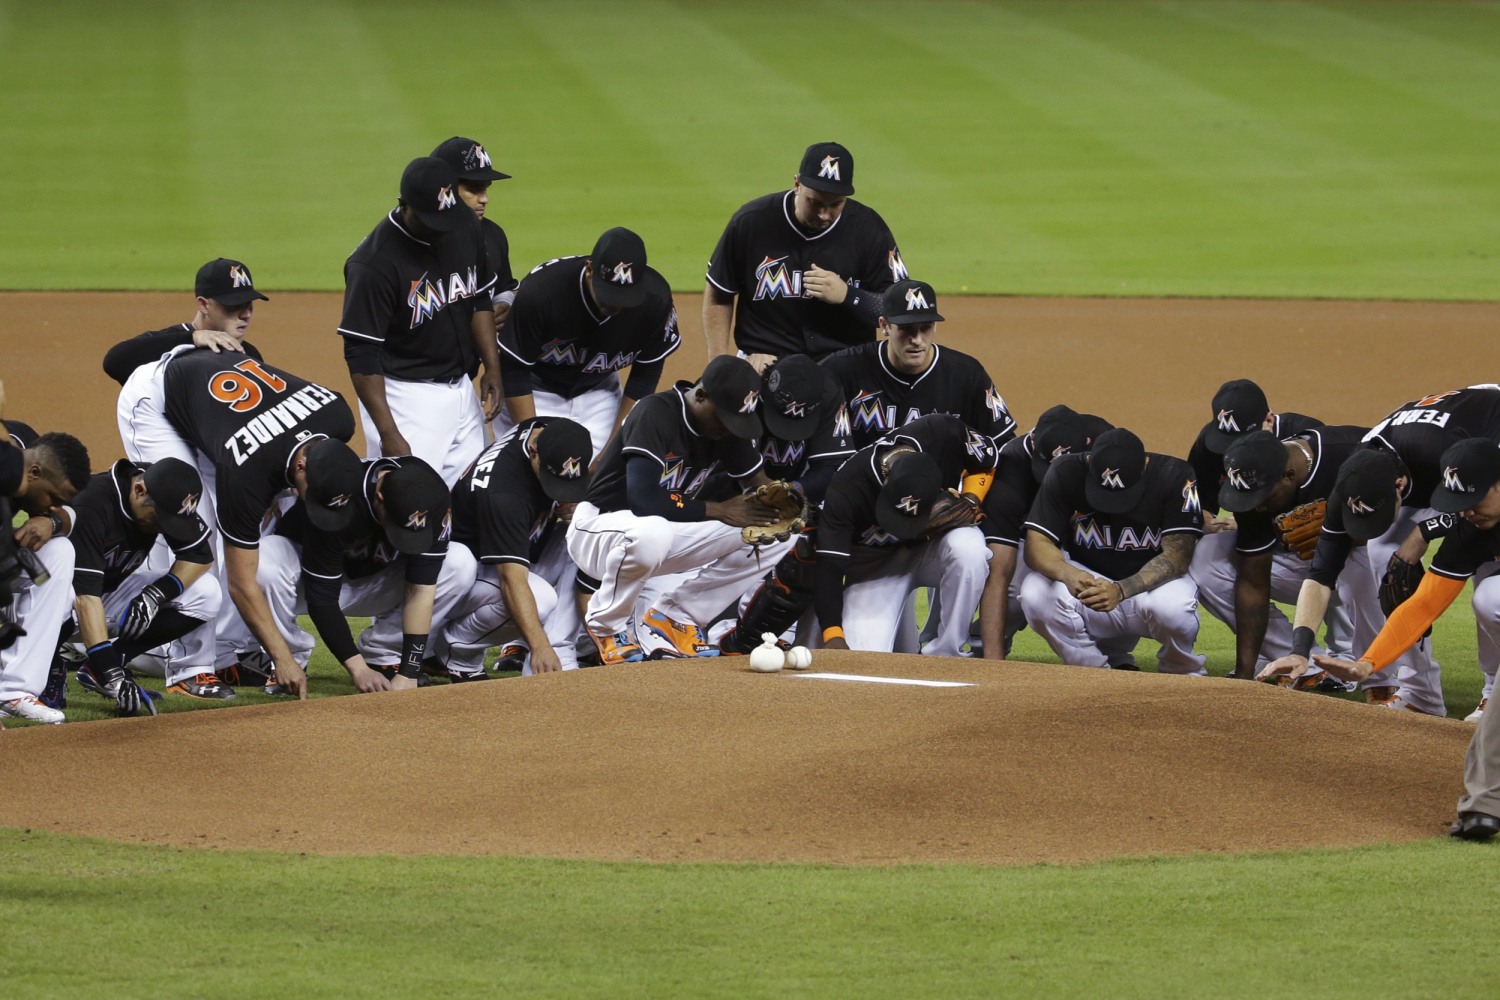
303,574 -> 360,663
841,284 -> 884,328
344,338 -> 384,377
103,329 -> 193,384
798,460 -> 838,510
625,455 -> 707,521
813,553 -> 851,631
622,359 -> 665,401
499,358 -> 534,399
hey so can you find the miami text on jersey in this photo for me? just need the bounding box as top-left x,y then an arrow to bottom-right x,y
1072,515 -> 1162,552
408,267 -> 481,329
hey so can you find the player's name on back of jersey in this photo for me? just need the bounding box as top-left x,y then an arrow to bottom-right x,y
225,381 -> 344,466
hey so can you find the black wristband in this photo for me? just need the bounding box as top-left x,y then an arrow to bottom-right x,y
399,633 -> 427,679
1291,626 -> 1316,659
149,573 -> 184,600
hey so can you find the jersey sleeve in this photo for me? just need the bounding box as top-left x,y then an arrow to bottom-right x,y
635,302 -> 682,366
724,438 -> 765,481
982,480 -> 1031,548
855,211 -> 904,293
1023,462 -> 1076,545
617,396 -> 678,467
1159,461 -> 1205,535
1231,510 -> 1278,554
214,473 -> 278,549
67,511 -> 111,598
164,519 -> 214,565
1428,521 -> 1496,580
480,490 -> 543,566
338,258 -> 396,344
496,281 -> 544,368
1186,430 -> 1224,514
705,213 -> 743,295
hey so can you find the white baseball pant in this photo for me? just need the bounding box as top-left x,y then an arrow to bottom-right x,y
839,527 -> 990,657
1019,563 -> 1206,674
0,539 -> 76,701
491,382 -> 622,457
566,502 -> 793,636
358,376 -> 485,488
1471,560 -> 1500,707
105,563 -> 222,686
436,555 -> 567,674
255,535 -> 479,668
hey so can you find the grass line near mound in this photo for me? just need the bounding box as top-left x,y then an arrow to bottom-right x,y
0,829 -> 1489,999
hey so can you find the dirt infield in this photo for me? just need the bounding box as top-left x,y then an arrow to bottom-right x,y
1,291 -> 1493,864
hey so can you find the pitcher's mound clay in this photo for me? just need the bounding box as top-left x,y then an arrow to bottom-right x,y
0,653 -> 1473,865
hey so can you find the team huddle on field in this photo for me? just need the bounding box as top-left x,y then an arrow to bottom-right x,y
5,138 -> 1500,748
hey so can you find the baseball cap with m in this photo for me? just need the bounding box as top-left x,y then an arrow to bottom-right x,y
700,355 -> 763,441
798,141 -> 855,196
1328,446 -> 1404,541
399,156 -> 468,234
141,457 -> 205,537
875,451 -> 942,540
761,355 -> 832,442
195,258 -> 269,307
1204,379 -> 1271,454
431,136 -> 511,181
1028,405 -> 1093,483
535,418 -> 593,503
303,438 -> 366,532
881,279 -> 944,326
590,227 -> 649,310
1217,430 -> 1289,513
380,459 -> 450,555
1085,428 -> 1148,514
1431,437 -> 1500,513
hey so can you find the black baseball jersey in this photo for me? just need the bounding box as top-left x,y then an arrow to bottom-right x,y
162,348 -> 355,549
585,383 -> 763,514
1026,452 -> 1203,579
69,459 -> 212,598
706,191 -> 904,359
819,342 -> 1016,458
103,324 -> 263,386
1364,385 -> 1500,505
339,209 -> 496,382
498,255 -> 680,399
481,218 -> 518,307
451,418 -> 559,566
1188,411 -> 1323,514
1427,517 -> 1500,581
1230,426 -> 1369,555
819,414 -> 999,558
755,377 -> 855,493
981,416 -> 1115,548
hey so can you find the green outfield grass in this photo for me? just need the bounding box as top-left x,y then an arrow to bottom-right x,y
0,1 -> 1496,298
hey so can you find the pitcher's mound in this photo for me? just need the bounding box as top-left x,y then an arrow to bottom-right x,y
0,653 -> 1473,865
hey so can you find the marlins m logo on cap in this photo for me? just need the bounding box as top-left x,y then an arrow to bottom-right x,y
178,493 -> 200,516
406,510 -> 428,530
1443,465 -> 1467,492
228,265 -> 251,289
1100,468 -> 1126,490
437,185 -> 457,211
1225,467 -> 1251,491
904,286 -> 931,312
610,261 -> 634,286
818,155 -> 841,181
1347,495 -> 1378,516
559,456 -> 583,479
328,493 -> 353,509
1217,409 -> 1240,433
469,144 -> 492,170
739,390 -> 759,414
896,495 -> 920,515
783,400 -> 807,418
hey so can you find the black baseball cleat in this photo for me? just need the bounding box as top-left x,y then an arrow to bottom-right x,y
166,673 -> 236,700
40,661 -> 68,711
493,644 -> 528,673
1449,812 -> 1500,841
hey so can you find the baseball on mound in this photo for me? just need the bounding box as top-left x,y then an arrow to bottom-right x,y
748,633 -> 785,673
785,646 -> 813,670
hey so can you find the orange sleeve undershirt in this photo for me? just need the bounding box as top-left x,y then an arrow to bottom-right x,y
1360,573 -> 1467,671
961,470 -> 995,503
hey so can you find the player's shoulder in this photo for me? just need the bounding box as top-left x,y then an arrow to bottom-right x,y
1147,453 -> 1196,485
727,191 -> 786,221
520,254 -> 586,288
820,341 -> 879,374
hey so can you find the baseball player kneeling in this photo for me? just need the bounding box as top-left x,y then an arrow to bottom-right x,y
565,356 -> 792,664
1019,428 -> 1207,674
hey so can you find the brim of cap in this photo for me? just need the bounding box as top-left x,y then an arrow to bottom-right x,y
883,309 -> 944,325
305,501 -> 355,532
1085,478 -> 1147,515
385,523 -> 437,556
214,289 -> 270,307
592,278 -> 647,310
1217,480 -> 1276,514
798,174 -> 854,196
875,501 -> 930,541
761,405 -> 819,442
1431,482 -> 1494,514
414,207 -> 469,233
1202,423 -> 1242,455
539,471 -> 590,504
718,409 -> 763,441
458,166 -> 512,181
153,510 -> 200,538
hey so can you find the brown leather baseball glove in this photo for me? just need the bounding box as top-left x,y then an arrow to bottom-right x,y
922,489 -> 985,538
1274,499 -> 1326,560
741,480 -> 808,546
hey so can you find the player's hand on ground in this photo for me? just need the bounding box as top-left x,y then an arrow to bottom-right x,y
379,431 -> 413,459
706,493 -> 782,528
744,353 -> 777,375
802,264 -> 847,304
13,514 -> 53,551
1310,653 -> 1374,683
1078,579 -> 1125,613
1203,512 -> 1237,534
191,329 -> 245,353
275,660 -> 309,699
478,368 -> 503,421
345,661 -> 392,694
530,646 -> 564,674
1257,654 -> 1310,683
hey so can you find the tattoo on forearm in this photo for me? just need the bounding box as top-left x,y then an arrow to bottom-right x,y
1117,534 -> 1196,599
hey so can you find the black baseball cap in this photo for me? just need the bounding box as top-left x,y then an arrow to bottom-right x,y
1203,379 -> 1270,454
1028,405 -> 1092,482
590,227 -> 649,310
1218,430 -> 1289,513
535,418 -> 593,503
1328,447 -> 1403,542
430,136 -> 511,181
798,141 -> 854,196
700,355 -> 763,441
303,438 -> 365,532
140,458 -> 205,537
399,156 -> 469,233
380,459 -> 450,555
195,258 -> 269,307
1086,428 -> 1148,514
876,451 -> 942,540
761,355 -> 831,442
881,279 -> 944,325
1431,437 -> 1500,513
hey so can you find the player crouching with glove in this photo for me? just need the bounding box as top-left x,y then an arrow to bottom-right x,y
565,356 -> 795,664
1019,428 -> 1207,674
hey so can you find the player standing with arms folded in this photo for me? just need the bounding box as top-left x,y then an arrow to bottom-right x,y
704,142 -> 906,371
